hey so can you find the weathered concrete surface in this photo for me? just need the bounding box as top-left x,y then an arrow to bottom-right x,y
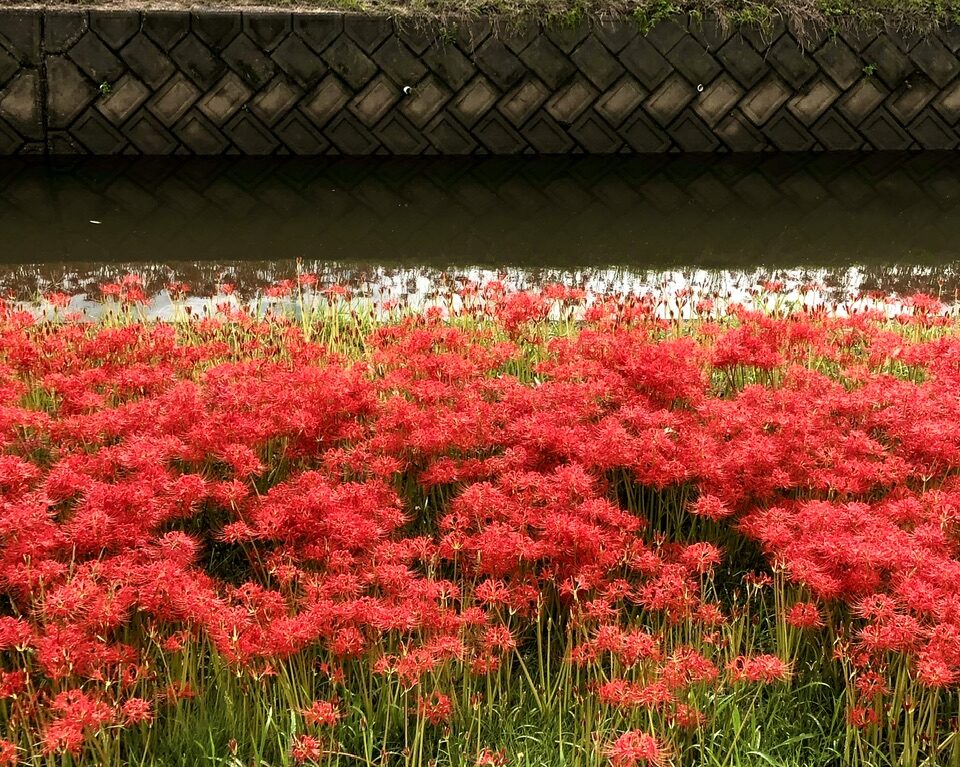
2,8 -> 960,154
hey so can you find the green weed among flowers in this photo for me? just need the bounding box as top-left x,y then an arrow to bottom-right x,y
0,275 -> 959,767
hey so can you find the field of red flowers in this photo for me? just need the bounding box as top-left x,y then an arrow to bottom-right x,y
0,276 -> 959,767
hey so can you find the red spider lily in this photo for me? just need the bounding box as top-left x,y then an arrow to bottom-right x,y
290,734 -> 324,763
302,699 -> 341,727
727,655 -> 792,684
605,730 -> 671,767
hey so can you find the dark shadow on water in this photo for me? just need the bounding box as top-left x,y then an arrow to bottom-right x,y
1,152 -> 960,295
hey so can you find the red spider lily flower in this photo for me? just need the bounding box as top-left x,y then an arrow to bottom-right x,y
302,699 -> 341,727
786,602 -> 824,630
726,655 -> 792,684
290,734 -> 324,764
475,747 -> 508,766
417,691 -> 453,725
0,740 -> 18,767
605,730 -> 671,767
120,697 -> 154,725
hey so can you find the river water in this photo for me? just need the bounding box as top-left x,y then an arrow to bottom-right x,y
1,153 -> 959,301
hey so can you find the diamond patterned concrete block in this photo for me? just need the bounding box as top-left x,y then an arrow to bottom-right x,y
0,49 -> 18,90
294,14 -> 343,54
595,20 -> 637,54
768,35 -> 818,88
173,108 -> 230,152
546,76 -> 598,125
520,36 -> 576,90
272,34 -> 327,88
147,72 -> 201,126
667,35 -> 721,86
301,74 -> 351,127
124,109 -> 179,153
424,112 -> 477,153
89,10 -> 140,50
498,78 -> 549,127
47,130 -> 85,153
424,42 -> 475,91
223,33 -> 276,89
343,15 -> 392,53
864,36 -> 914,89
349,74 -> 399,127
619,110 -> 671,151
449,75 -> 499,128
69,32 -> 125,83
693,72 -> 743,126
522,110 -> 575,151
644,73 -> 695,127
668,109 -> 719,150
787,77 -> 840,124
191,12 -> 242,52
324,111 -> 379,153
840,25 -> 878,53
741,19 -> 785,51
399,74 -> 450,127
618,35 -> 672,90
910,37 -> 960,87
275,109 -> 329,153
645,19 -> 687,55
223,110 -> 280,153
44,11 -> 87,54
811,111 -> 864,150
717,36 -> 767,89
688,12 -> 733,51
373,36 -> 427,84
909,108 -> 957,148
243,12 -> 291,52
198,72 -> 252,125
46,56 -> 98,129
322,36 -> 377,90
858,107 -> 912,148
814,39 -> 862,89
0,9 -> 41,65
886,77 -> 937,123
142,11 -> 190,51
545,22 -> 590,54
595,76 -> 647,127
739,76 -> 790,125
121,34 -> 176,89
475,38 -> 527,90
172,35 -> 227,90
0,118 -> 23,153
936,25 -> 960,53
762,107 -> 815,150
570,110 -> 623,151
473,110 -> 526,153
250,76 -> 302,125
395,22 -> 435,56
0,70 -> 42,139
500,22 -> 539,55
934,79 -> 960,123
838,78 -> 888,125
715,111 -> 766,150
97,73 -> 150,124
571,35 -> 625,90
374,111 -> 428,153
71,109 -> 127,153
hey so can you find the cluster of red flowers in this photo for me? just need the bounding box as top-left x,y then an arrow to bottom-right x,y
1,280 -> 959,766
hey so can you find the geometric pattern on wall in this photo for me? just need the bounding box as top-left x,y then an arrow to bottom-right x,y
4,8 -> 960,153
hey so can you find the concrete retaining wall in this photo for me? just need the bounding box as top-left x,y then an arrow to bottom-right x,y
1,8 -> 960,154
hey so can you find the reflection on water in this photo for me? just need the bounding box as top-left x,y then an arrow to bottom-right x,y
1,153 -> 960,298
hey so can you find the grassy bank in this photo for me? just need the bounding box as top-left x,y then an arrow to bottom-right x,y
8,0 -> 960,40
